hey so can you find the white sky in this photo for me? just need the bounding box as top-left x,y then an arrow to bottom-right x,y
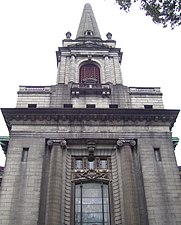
0,0 -> 181,166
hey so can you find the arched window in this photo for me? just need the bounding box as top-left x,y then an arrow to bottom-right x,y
79,64 -> 100,85
75,182 -> 110,225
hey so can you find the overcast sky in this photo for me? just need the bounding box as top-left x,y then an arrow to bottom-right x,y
0,0 -> 181,166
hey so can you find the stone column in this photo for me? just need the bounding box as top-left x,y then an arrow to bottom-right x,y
117,139 -> 140,225
45,139 -> 67,225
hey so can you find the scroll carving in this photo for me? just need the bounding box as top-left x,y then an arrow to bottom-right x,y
117,139 -> 136,149
46,139 -> 67,149
72,169 -> 111,182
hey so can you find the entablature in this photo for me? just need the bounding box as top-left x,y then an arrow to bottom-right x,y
62,39 -> 116,48
56,45 -> 122,64
57,48 -> 121,57
1,108 -> 179,132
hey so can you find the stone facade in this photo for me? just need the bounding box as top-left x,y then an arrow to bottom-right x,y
0,3 -> 181,225
0,167 -> 4,187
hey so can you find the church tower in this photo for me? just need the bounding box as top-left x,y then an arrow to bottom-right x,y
0,3 -> 181,225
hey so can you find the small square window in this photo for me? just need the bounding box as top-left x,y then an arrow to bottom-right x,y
28,104 -> 37,108
144,105 -> 153,109
75,159 -> 83,169
100,159 -> 108,169
86,104 -> 95,108
88,161 -> 94,169
109,104 -> 118,108
63,104 -> 73,108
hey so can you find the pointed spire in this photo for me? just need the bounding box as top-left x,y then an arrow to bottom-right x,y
76,3 -> 101,40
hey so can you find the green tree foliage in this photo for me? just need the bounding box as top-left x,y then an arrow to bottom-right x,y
116,0 -> 181,29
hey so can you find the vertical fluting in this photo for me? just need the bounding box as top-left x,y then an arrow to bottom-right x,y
45,140 -> 66,225
117,139 -> 140,225
111,150 -> 122,224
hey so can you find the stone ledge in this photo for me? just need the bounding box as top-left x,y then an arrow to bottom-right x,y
18,86 -> 52,94
1,108 -> 179,132
129,87 -> 162,95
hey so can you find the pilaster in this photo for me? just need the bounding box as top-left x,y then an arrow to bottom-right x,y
117,139 -> 140,225
45,139 -> 67,225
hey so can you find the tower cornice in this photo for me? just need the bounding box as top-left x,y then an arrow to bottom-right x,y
56,45 -> 123,65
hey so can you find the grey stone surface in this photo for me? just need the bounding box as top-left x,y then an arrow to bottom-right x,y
0,3 -> 180,225
76,3 -> 101,39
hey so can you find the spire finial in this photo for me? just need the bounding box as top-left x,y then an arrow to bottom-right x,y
76,3 -> 101,40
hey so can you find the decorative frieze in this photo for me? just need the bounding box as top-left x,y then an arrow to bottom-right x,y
72,169 -> 111,182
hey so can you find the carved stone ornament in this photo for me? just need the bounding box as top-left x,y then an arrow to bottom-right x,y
88,54 -> 92,60
130,140 -> 136,147
117,139 -> 136,149
66,31 -> 72,39
116,139 -> 124,147
46,139 -> 67,149
47,140 -> 54,148
60,139 -> 67,149
73,169 -> 111,182
106,32 -> 112,40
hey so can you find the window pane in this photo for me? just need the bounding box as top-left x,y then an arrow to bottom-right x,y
88,161 -> 94,169
82,188 -> 101,197
82,197 -> 102,204
82,212 -> 103,222
83,183 -> 100,189
82,204 -> 102,213
104,212 -> 110,222
103,185 -> 109,197
75,212 -> 81,222
75,183 -> 110,224
104,204 -> 110,212
75,159 -> 83,169
100,159 -> 107,169
75,204 -> 81,212
103,198 -> 109,204
75,197 -> 81,204
75,186 -> 81,197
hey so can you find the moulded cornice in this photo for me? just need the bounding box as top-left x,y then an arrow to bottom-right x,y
1,108 -> 179,131
57,45 -> 121,53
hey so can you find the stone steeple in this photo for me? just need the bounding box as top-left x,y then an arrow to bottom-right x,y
76,3 -> 101,40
